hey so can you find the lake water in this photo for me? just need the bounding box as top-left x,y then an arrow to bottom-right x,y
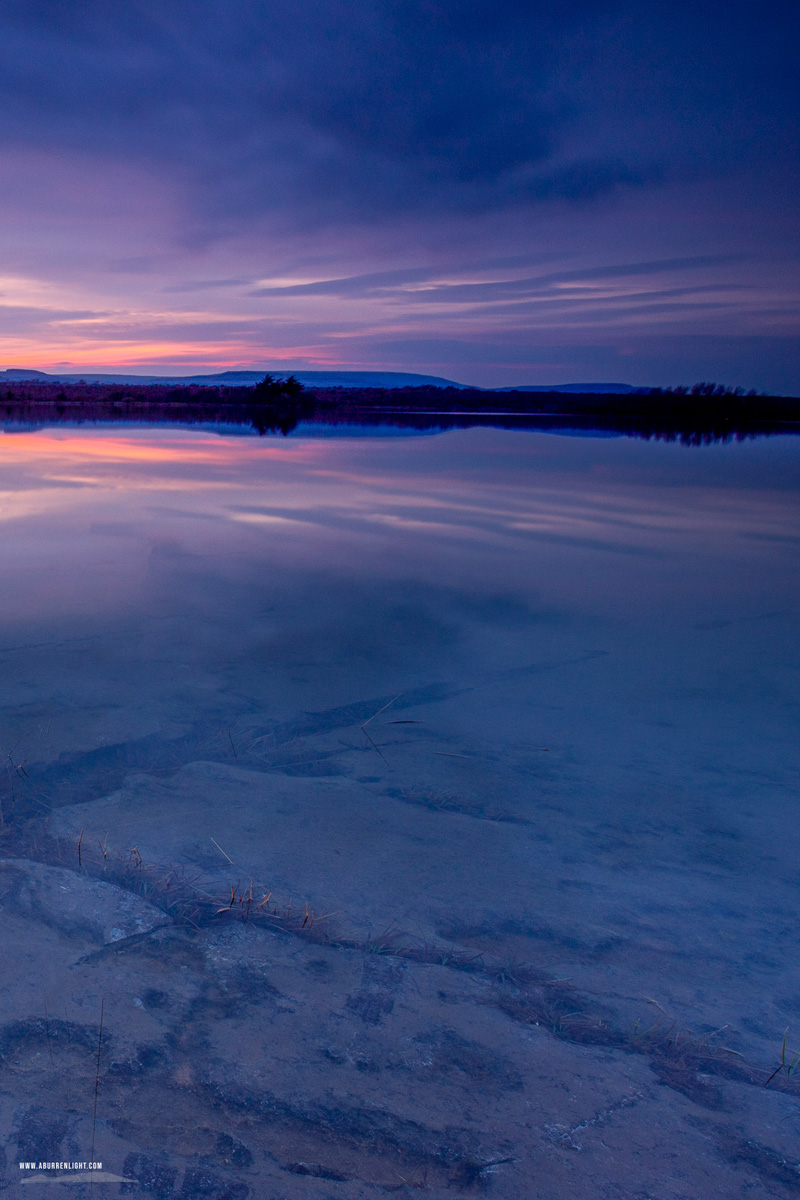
1,422 -> 798,1198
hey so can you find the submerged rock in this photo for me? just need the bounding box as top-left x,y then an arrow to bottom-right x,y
0,857 -> 170,944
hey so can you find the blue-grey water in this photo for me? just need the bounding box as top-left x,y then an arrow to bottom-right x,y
1,423 -> 798,1198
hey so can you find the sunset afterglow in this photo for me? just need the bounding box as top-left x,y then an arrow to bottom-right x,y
0,4 -> 796,390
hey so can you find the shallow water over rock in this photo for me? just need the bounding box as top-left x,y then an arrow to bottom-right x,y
0,422 -> 798,1197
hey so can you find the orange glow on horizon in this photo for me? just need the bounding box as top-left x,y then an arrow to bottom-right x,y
0,339 -> 351,374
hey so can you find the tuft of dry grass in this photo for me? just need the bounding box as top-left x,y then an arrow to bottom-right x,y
214,879 -> 337,937
765,1028 -> 800,1088
16,830 -> 211,928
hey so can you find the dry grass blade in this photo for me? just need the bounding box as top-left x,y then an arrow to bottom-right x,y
89,998 -> 104,1173
227,729 -> 239,764
210,836 -> 236,866
43,1000 -> 54,1067
360,694 -> 401,766
765,1028 -> 800,1087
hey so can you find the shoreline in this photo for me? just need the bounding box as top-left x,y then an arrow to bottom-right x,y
1,381 -> 799,443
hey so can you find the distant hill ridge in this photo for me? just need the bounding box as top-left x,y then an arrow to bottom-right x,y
0,368 -> 644,393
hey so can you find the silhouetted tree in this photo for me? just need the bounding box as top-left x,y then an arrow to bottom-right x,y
251,374 -> 305,402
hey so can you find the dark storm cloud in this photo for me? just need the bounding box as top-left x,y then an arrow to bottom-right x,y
0,0 -> 795,232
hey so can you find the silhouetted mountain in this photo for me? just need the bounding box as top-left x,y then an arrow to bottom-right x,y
1,369 -> 50,380
0,368 -> 467,388
0,368 -> 650,392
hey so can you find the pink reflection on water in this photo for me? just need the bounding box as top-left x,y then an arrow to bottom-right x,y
0,424 -> 796,627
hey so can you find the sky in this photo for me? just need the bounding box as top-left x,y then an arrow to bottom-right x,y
0,0 -> 797,390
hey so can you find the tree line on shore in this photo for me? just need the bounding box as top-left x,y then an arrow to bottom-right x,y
0,374 -> 796,440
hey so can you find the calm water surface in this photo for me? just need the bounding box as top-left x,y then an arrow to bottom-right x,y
1,423 -> 798,1198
